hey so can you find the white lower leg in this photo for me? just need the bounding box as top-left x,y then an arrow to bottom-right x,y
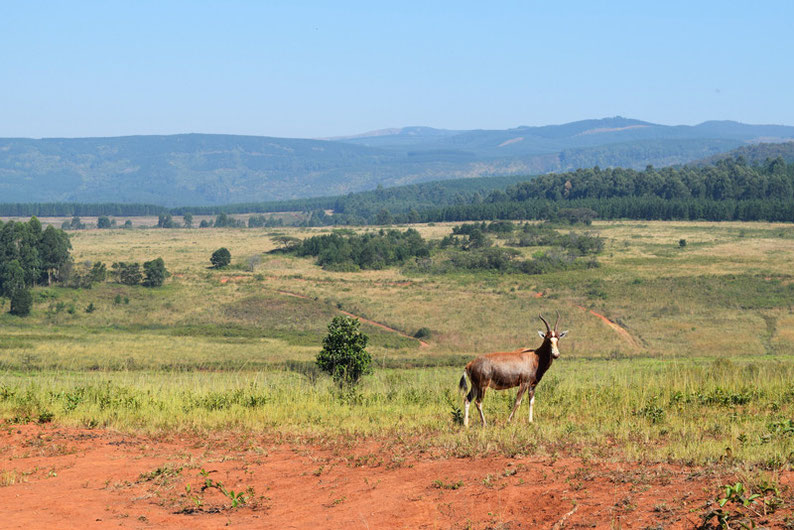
529,395 -> 535,423
464,400 -> 470,427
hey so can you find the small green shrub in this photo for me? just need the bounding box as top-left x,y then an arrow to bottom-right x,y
316,316 -> 372,388
414,327 -> 431,339
10,289 -> 33,316
142,257 -> 168,287
211,248 -> 231,269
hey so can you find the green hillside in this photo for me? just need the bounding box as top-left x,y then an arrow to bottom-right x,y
690,141 -> 794,166
1,118 -> 793,206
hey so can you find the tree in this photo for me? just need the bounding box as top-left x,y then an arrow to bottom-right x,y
375,208 -> 393,225
39,225 -> 72,285
214,213 -> 241,228
66,216 -> 85,230
10,288 -> 33,316
210,248 -> 231,268
97,216 -> 112,229
157,214 -> 175,228
142,257 -> 167,287
0,260 -> 26,298
316,316 -> 372,387
271,235 -> 300,250
183,212 -> 193,228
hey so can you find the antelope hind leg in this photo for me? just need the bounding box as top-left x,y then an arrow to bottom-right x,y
475,400 -> 486,427
507,385 -> 527,423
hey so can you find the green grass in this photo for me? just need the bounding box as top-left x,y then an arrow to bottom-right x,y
2,357 -> 794,466
2,220 -> 794,466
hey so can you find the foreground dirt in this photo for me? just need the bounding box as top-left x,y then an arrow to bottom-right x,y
1,425 -> 792,529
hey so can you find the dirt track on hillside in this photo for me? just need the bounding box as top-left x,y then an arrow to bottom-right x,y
276,289 -> 429,347
2,425 -> 791,528
575,305 -> 642,349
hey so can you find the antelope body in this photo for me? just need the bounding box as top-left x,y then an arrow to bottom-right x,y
459,314 -> 567,427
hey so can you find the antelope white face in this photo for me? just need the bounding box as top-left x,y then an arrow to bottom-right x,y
538,330 -> 569,359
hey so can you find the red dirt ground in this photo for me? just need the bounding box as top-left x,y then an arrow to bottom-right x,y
2,425 -> 792,528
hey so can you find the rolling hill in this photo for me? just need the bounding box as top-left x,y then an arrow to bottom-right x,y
689,140 -> 794,166
1,117 -> 792,206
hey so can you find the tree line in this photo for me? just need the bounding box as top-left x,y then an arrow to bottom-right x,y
4,155 -> 794,225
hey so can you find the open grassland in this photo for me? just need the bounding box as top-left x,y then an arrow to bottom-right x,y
2,358 -> 794,468
2,220 -> 794,468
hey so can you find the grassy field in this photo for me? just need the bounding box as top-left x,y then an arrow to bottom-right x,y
2,220 -> 794,467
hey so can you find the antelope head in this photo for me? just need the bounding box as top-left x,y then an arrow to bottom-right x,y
537,312 -> 569,359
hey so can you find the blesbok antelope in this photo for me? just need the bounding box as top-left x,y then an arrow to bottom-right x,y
459,313 -> 568,427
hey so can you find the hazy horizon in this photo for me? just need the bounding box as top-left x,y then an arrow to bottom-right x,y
4,116 -> 794,142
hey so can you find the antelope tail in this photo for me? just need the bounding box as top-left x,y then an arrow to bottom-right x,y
458,371 -> 468,395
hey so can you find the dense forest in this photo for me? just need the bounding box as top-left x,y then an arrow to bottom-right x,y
691,141 -> 794,167
508,157 -> 793,202
0,175 -> 529,218
3,151 -> 794,225
314,155 -> 794,224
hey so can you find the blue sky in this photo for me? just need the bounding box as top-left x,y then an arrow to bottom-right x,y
2,1 -> 793,138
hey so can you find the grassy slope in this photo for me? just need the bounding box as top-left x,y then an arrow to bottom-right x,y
1,221 -> 794,465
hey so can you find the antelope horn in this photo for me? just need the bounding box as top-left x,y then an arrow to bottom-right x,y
539,313 -> 551,333
554,310 -> 560,332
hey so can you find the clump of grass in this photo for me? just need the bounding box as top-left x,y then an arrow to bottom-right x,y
432,479 -> 464,490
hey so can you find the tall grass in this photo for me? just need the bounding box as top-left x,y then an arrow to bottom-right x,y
2,356 -> 793,466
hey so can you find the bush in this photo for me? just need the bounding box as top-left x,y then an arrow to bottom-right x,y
414,327 -> 432,339
111,262 -> 143,285
211,248 -> 231,269
142,258 -> 167,287
679,239 -> 687,248
10,289 -> 33,316
316,316 -> 372,387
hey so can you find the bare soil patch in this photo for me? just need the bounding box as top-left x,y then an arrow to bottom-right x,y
576,305 -> 641,349
2,425 -> 792,528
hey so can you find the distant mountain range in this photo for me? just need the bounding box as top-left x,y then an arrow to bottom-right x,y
2,117 -> 793,206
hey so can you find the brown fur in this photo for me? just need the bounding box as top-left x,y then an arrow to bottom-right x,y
459,325 -> 565,427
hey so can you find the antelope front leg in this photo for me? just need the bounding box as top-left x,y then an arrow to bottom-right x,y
475,400 -> 486,427
507,385 -> 527,423
528,388 -> 536,423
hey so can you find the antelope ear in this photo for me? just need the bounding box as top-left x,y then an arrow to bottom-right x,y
559,330 -> 569,339
537,330 -> 546,339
